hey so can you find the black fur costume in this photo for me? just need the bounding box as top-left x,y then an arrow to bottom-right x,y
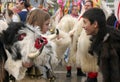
0,22 -> 26,82
0,41 -> 9,82
89,26 -> 120,82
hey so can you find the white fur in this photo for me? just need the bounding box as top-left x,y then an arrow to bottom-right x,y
34,41 -> 58,68
57,14 -> 77,33
15,27 -> 40,63
52,30 -> 71,60
0,20 -> 8,33
32,15 -> 77,78
76,29 -> 99,73
114,0 -> 120,21
68,18 -> 84,66
100,1 -> 113,19
4,24 -> 59,80
47,15 -> 77,67
33,41 -> 58,78
4,49 -> 27,80
4,25 -> 41,80
55,15 -> 77,60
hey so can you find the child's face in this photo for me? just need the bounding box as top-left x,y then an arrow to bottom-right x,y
42,19 -> 50,34
82,18 -> 98,35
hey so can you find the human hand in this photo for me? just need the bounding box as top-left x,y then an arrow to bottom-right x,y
69,29 -> 75,37
22,62 -> 33,68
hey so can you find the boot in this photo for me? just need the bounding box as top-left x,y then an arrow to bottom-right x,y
77,68 -> 86,76
66,70 -> 71,77
9,75 -> 16,82
86,72 -> 98,82
86,77 -> 97,82
66,66 -> 71,77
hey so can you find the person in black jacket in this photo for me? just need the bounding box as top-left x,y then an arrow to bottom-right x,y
82,8 -> 120,82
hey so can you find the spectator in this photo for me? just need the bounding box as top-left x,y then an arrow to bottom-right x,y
16,0 -> 30,23
70,4 -> 79,18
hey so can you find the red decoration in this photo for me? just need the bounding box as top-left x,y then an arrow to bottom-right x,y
88,72 -> 98,78
18,33 -> 26,41
34,36 -> 48,49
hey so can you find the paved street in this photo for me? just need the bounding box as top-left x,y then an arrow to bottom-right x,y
16,65 -> 103,82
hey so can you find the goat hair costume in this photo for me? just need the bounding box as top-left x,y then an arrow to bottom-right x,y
0,22 -> 52,80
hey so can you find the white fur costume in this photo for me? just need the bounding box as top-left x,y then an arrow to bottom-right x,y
4,24 -> 59,80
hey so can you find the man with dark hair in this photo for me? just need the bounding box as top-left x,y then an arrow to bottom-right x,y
82,8 -> 120,82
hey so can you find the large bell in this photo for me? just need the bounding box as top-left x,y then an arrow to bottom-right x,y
35,67 -> 43,78
27,66 -> 35,78
27,66 -> 42,79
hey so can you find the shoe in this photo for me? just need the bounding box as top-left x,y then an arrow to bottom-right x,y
86,77 -> 97,82
66,70 -> 71,77
77,68 -> 86,76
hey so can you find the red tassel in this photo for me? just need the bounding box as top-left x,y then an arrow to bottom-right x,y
88,72 -> 98,78
66,66 -> 71,71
